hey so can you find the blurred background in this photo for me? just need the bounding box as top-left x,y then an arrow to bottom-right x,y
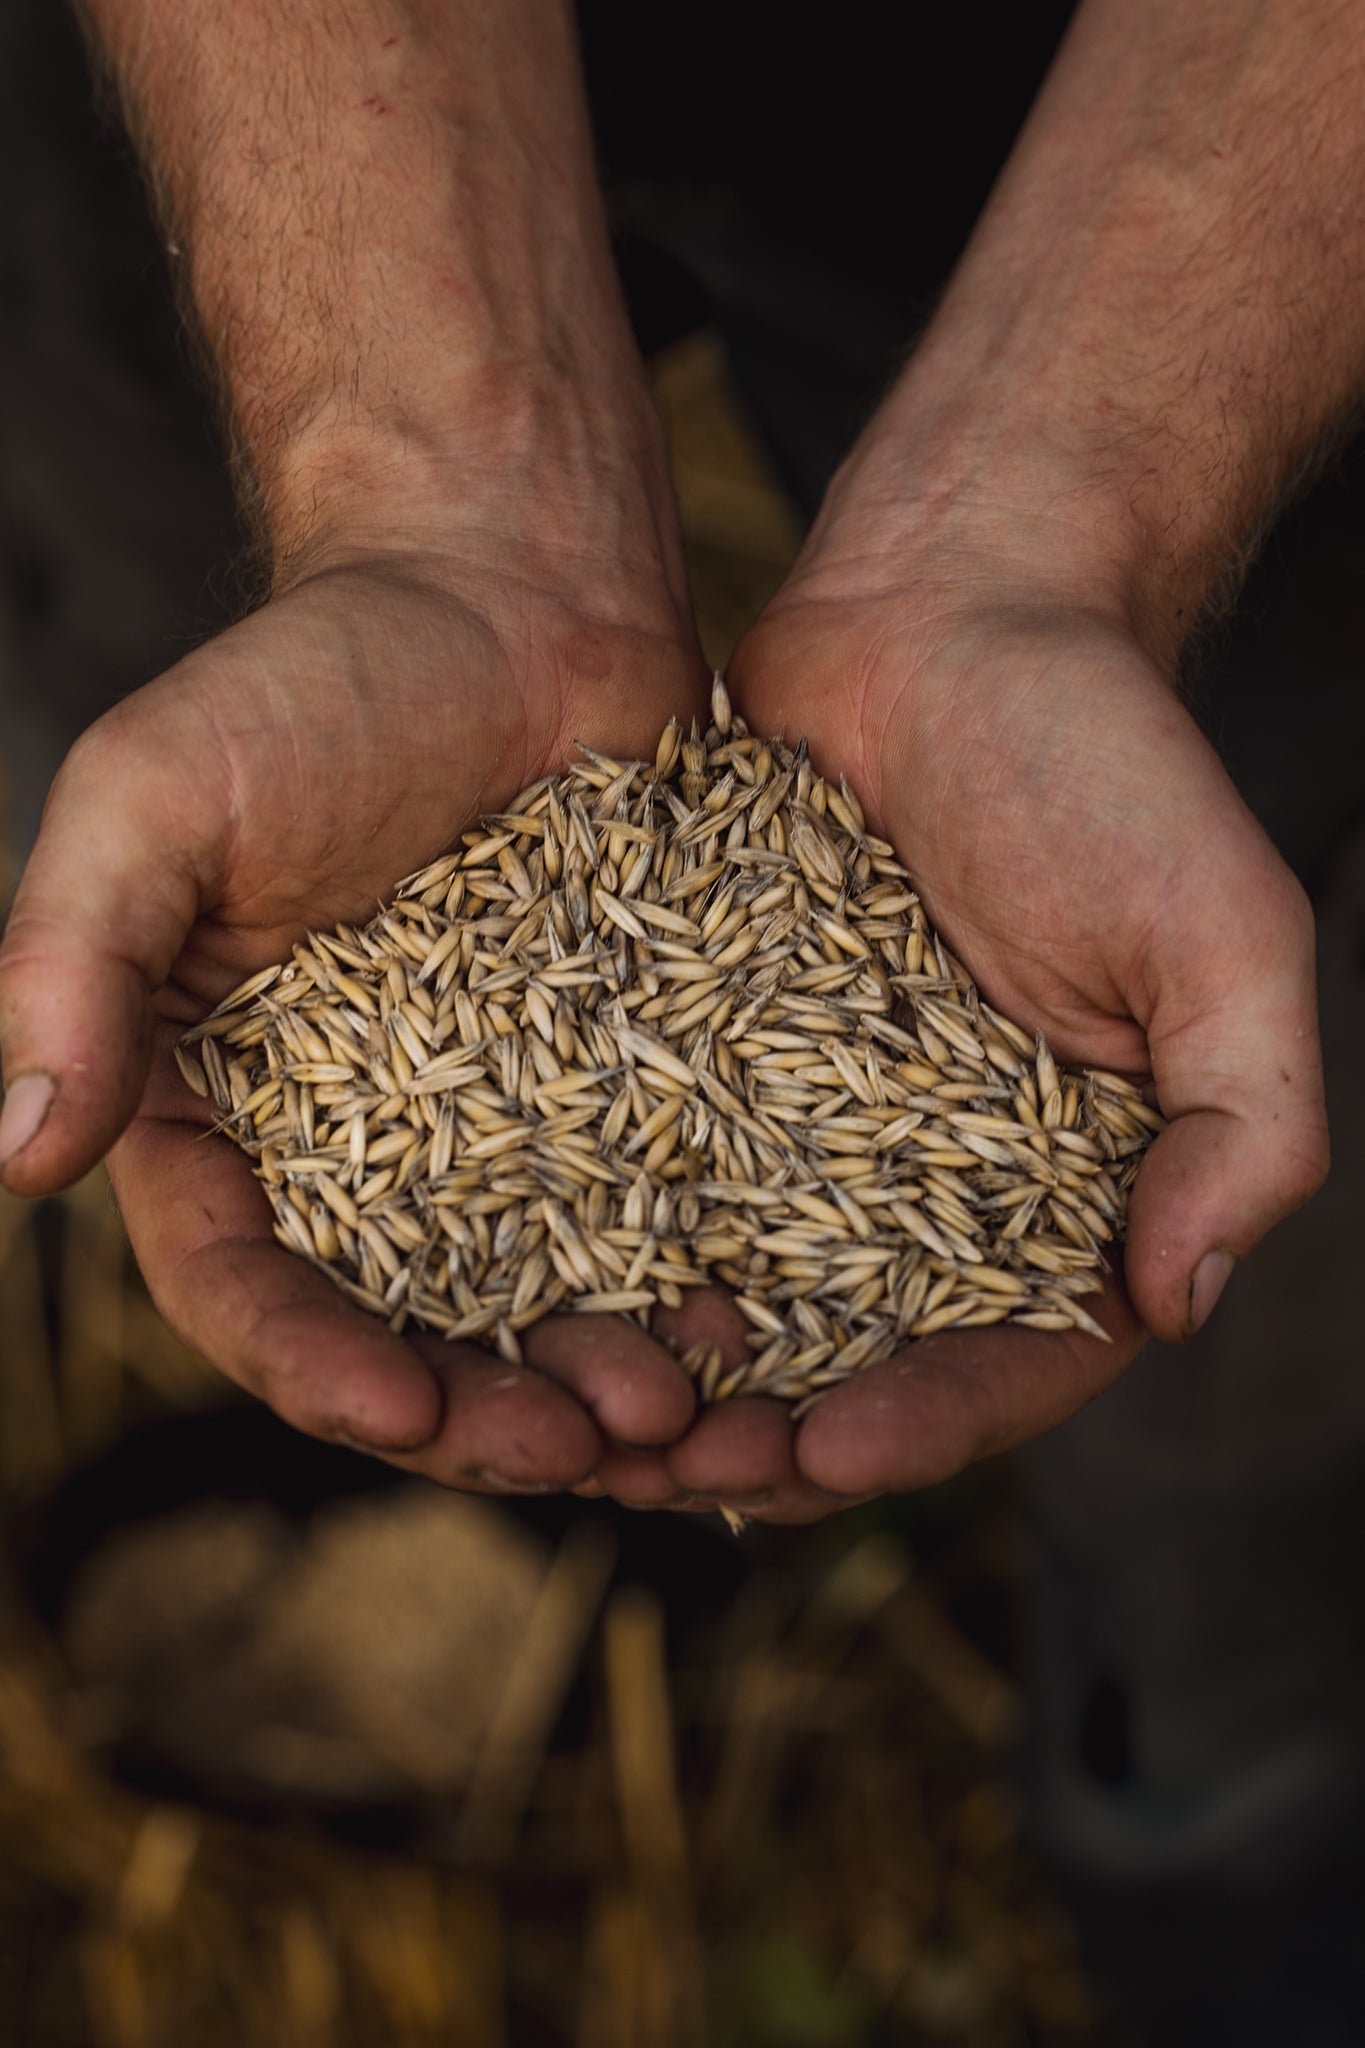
2,5 -> 1364,2045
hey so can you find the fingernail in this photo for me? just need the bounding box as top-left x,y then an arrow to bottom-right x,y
459,1467 -> 554,1495
0,1071 -> 56,1172
1189,1248 -> 1236,1335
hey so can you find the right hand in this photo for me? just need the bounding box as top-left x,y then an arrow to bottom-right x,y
0,472 -> 719,1493
692,521 -> 1331,1508
578,491 -> 1332,1521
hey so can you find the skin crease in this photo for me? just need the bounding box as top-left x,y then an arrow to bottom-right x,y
2,0 -> 1357,1521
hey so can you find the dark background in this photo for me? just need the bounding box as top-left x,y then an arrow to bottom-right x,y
2,5 -> 1364,2043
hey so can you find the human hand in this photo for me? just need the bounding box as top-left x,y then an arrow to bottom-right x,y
585,506 -> 1328,1523
0,452 -> 733,1492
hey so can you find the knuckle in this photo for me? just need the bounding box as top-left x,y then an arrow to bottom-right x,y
59,711 -> 125,789
1271,867 -> 1317,961
1282,1123 -> 1331,1211
0,905 -> 66,1008
56,698 -> 167,817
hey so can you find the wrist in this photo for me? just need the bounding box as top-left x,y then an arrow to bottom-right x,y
797,341 -> 1211,674
265,355 -> 682,594
97,0 -> 677,595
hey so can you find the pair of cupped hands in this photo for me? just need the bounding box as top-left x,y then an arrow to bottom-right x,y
0,384 -> 1327,1523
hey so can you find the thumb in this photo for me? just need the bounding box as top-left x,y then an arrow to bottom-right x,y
0,705 -> 218,1194
1123,858 -> 1329,1342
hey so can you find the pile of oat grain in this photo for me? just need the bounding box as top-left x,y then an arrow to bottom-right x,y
176,678 -> 1160,1408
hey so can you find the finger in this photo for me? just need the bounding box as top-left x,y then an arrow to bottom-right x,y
110,1103 -> 445,1450
652,1286 -> 753,1366
588,1436 -> 837,1523
520,1315 -> 695,1448
111,1104 -> 598,1483
794,1280 -> 1145,1497
0,696 -> 224,1194
662,1396 -> 825,1516
1126,860 -> 1329,1342
651,1291 -> 850,1515
385,1334 -> 601,1491
590,1445 -> 697,1508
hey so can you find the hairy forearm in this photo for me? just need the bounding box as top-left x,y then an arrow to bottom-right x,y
822,0 -> 1365,657
81,0 -> 660,569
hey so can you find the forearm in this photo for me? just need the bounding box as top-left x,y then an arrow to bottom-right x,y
819,0 -> 1365,659
81,0 -> 666,575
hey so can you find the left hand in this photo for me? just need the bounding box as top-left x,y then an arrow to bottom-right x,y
0,514 -> 714,1494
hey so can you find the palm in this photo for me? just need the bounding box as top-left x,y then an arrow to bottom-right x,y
737,606 -> 1195,1055
7,551 -> 723,1491
730,596 -> 1294,1077
149,560 -> 707,1004
686,582 -> 1324,1509
590,609 -> 1178,1518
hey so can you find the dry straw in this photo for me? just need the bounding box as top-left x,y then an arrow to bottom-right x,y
176,677 -> 1160,1410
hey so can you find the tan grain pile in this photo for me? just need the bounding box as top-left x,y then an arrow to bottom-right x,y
175,677 -> 1159,1408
